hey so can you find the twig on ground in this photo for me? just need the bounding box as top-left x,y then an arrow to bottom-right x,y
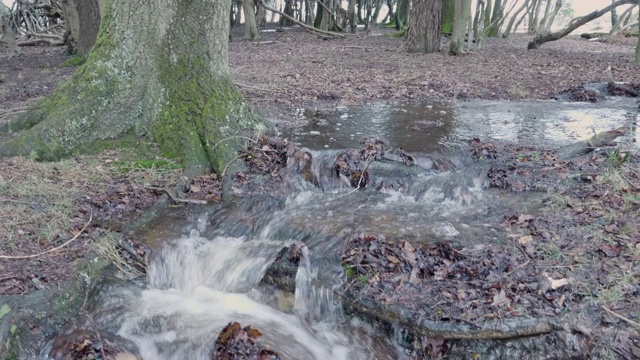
0,214 -> 92,259
602,306 -> 640,329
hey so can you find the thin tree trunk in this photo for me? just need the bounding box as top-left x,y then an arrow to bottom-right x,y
395,0 -> 409,29
406,0 -> 442,53
240,0 -> 260,40
450,0 -> 470,55
348,0 -> 357,33
636,0 -> 640,64
529,0 -> 636,49
542,0 -> 562,34
503,0 -> 528,37
537,0 -> 554,34
442,0 -> 455,34
0,3 -> 20,56
612,0 -> 619,26
0,0 -> 257,175
60,0 -> 101,55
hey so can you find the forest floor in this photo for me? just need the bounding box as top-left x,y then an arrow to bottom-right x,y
0,26 -> 639,358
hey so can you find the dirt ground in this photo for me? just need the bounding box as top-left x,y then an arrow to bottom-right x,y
228,27 -> 640,123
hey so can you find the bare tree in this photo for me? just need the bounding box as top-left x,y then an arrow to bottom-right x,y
528,0 -> 636,49
0,0 -> 258,176
406,0 -> 443,53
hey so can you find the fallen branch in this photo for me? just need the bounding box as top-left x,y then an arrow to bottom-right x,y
0,214 -> 92,259
17,38 -> 64,46
528,0 -> 636,49
606,67 -> 640,97
602,306 -> 640,329
258,0 -> 345,38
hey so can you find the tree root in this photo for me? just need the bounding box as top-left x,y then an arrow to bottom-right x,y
339,293 -> 553,340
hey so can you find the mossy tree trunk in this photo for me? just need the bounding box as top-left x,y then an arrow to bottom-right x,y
442,0 -> 455,34
406,0 -> 443,53
0,0 -> 258,176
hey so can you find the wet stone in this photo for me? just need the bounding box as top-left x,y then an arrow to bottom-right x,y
212,322 -> 281,360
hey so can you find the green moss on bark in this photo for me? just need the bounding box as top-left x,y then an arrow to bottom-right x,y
153,54 -> 254,175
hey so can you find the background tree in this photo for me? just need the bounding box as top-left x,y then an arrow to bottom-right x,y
406,0 -> 443,53
450,0 -> 471,54
60,0 -> 101,55
637,0 -> 640,64
442,0 -> 455,33
0,2 -> 20,56
0,0 -> 258,176
528,0 -> 636,49
239,0 -> 260,40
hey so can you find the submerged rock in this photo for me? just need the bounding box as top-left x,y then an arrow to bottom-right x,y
212,322 -> 281,360
259,242 -> 306,293
48,329 -> 141,360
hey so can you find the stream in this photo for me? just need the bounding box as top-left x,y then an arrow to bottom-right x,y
41,98 -> 638,359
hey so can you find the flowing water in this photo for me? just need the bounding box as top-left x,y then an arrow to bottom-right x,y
43,98 -> 638,359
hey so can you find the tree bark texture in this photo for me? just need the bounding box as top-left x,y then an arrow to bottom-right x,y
528,0 -> 636,49
0,0 -> 257,175
60,0 -> 101,55
406,0 -> 443,53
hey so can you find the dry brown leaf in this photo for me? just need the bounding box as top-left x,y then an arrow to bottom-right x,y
518,235 -> 533,245
491,289 -> 510,307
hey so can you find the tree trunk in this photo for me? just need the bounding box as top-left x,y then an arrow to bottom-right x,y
256,1 -> 267,27
240,0 -> 260,40
442,0 -> 455,34
406,0 -> 442,53
612,0 -> 619,26
542,0 -> 563,34
503,0 -> 529,38
0,3 -> 20,56
529,0 -> 636,49
348,0 -> 358,33
636,0 -> 640,65
395,0 -> 410,29
486,0 -> 503,36
60,0 -> 101,56
280,0 -> 294,25
0,0 -> 257,176
449,0 -> 468,55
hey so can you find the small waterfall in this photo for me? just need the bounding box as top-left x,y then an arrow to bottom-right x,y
294,246 -> 340,323
147,231 -> 282,293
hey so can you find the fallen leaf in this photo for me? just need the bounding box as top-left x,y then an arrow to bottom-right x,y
518,235 -> 533,245
491,289 -> 510,308
543,273 -> 570,290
